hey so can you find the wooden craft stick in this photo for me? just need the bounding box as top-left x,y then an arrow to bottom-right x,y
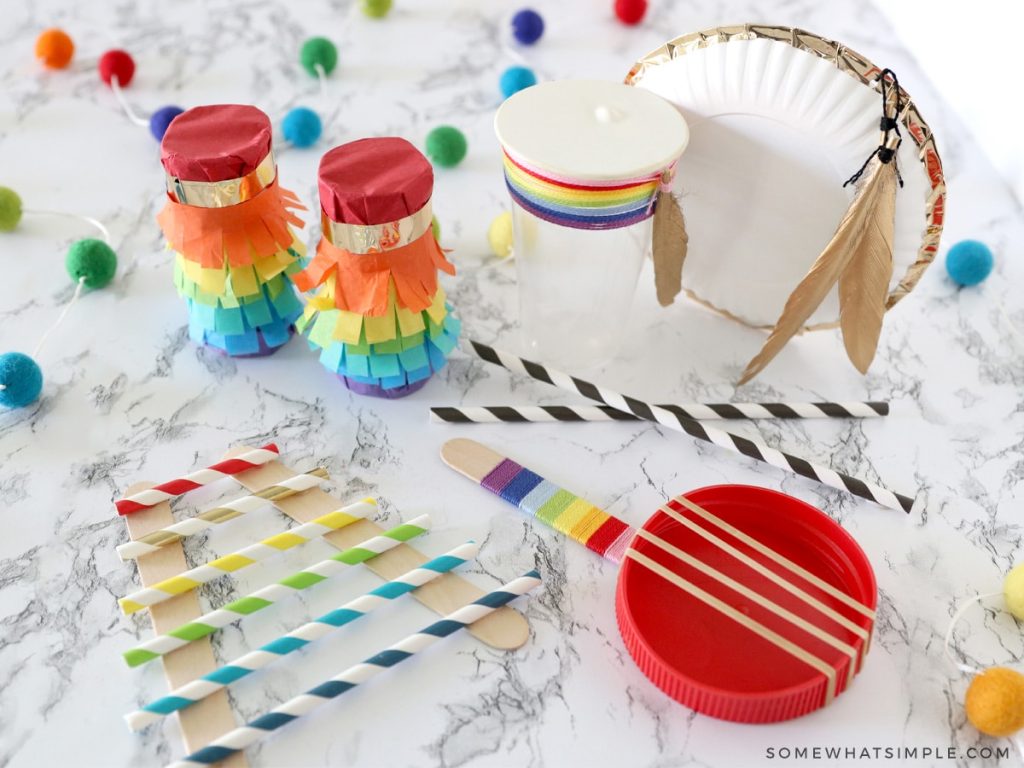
122,481 -> 247,768
224,446 -> 530,651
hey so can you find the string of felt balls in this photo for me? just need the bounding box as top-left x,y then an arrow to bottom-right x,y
0,187 -> 117,409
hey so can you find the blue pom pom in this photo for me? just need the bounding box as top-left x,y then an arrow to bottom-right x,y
282,107 -> 323,148
500,66 -> 537,98
946,239 -> 994,286
511,9 -> 544,45
0,352 -> 43,408
149,105 -> 184,141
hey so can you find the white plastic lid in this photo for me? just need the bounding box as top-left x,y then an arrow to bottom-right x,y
495,79 -> 689,181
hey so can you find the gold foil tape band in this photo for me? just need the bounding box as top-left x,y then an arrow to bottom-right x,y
322,199 -> 433,254
625,547 -> 839,704
166,151 -> 277,208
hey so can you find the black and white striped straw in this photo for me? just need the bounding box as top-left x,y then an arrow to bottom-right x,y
431,401 -> 888,423
462,339 -> 915,514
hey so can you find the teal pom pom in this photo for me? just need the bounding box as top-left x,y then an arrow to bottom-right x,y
0,186 -> 22,232
66,238 -> 117,289
500,66 -> 537,98
361,0 -> 393,17
425,125 -> 467,168
283,107 -> 322,148
300,37 -> 338,76
946,239 -> 994,286
0,352 -> 43,408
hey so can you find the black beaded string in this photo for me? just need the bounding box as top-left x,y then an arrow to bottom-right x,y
843,68 -> 904,188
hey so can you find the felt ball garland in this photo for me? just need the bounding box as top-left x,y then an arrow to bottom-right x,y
98,49 -> 136,87
0,186 -> 117,409
945,566 -> 1024,740
500,66 -> 537,98
487,211 -> 514,259
614,0 -> 648,25
425,125 -> 467,168
300,37 -> 338,77
35,29 -> 74,69
946,239 -> 994,286
361,0 -> 393,18
282,107 -> 323,148
149,105 -> 184,141
511,9 -> 544,45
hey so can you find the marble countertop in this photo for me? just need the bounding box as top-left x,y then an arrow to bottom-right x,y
1,1 -> 1022,766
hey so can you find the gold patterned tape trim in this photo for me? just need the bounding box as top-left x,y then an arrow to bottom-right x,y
322,199 -> 433,254
626,547 -> 838,704
624,24 -> 946,325
166,151 -> 277,208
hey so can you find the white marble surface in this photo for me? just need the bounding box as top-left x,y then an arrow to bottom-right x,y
0,1 -> 1022,767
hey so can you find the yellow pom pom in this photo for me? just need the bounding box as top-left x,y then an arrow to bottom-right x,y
487,211 -> 513,259
965,667 -> 1024,737
1004,564 -> 1024,620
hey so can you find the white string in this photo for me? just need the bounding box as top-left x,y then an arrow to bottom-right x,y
33,277 -> 86,357
944,591 -> 1003,675
110,76 -> 149,127
21,209 -> 112,244
314,63 -> 328,102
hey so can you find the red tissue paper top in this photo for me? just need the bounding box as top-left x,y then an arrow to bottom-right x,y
318,137 -> 434,226
161,104 -> 273,182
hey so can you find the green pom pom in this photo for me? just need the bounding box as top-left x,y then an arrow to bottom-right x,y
300,37 -> 338,77
361,0 -> 393,17
0,187 -> 23,232
65,238 -> 117,289
425,125 -> 467,168
431,215 -> 441,242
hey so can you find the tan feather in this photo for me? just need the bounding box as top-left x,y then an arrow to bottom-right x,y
738,158 -> 890,385
838,160 -> 897,373
652,190 -> 688,307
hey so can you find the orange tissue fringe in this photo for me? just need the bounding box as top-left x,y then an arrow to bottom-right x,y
294,228 -> 455,316
157,178 -> 306,269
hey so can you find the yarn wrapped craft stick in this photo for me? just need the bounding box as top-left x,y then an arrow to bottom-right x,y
115,443 -> 280,515
463,340 -> 915,514
126,540 -> 479,731
116,468 -> 329,561
166,570 -> 543,768
122,516 -> 431,667
431,402 -> 889,423
119,498 -> 377,614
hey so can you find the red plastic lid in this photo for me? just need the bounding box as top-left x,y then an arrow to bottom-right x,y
318,137 -> 433,225
160,104 -> 273,182
616,485 -> 876,724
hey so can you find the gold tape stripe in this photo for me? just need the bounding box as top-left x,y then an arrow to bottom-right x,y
657,502 -> 870,658
670,496 -> 876,620
635,528 -> 858,685
626,548 -> 837,705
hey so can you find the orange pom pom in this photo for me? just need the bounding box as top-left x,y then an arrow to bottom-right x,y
965,667 -> 1024,737
35,28 -> 74,69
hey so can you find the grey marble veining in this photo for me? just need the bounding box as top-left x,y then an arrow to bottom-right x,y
0,0 -> 1022,766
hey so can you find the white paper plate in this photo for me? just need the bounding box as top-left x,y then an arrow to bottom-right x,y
626,25 -> 945,329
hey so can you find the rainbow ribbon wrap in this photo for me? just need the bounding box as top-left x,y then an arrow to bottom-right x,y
502,150 -> 671,230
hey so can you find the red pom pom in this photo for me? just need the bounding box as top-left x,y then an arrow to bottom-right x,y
614,0 -> 647,25
98,49 -> 135,87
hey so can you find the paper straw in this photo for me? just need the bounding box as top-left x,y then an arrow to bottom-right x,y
116,469 -> 330,561
464,340 -> 915,514
115,444 -> 281,515
122,516 -> 431,667
166,570 -> 542,768
431,401 -> 888,423
126,540 -> 479,731
118,498 -> 376,614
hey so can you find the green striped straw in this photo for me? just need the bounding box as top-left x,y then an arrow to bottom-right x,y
122,515 -> 430,667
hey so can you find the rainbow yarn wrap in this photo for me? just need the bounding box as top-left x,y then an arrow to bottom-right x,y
502,150 -> 672,230
480,457 -> 636,563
